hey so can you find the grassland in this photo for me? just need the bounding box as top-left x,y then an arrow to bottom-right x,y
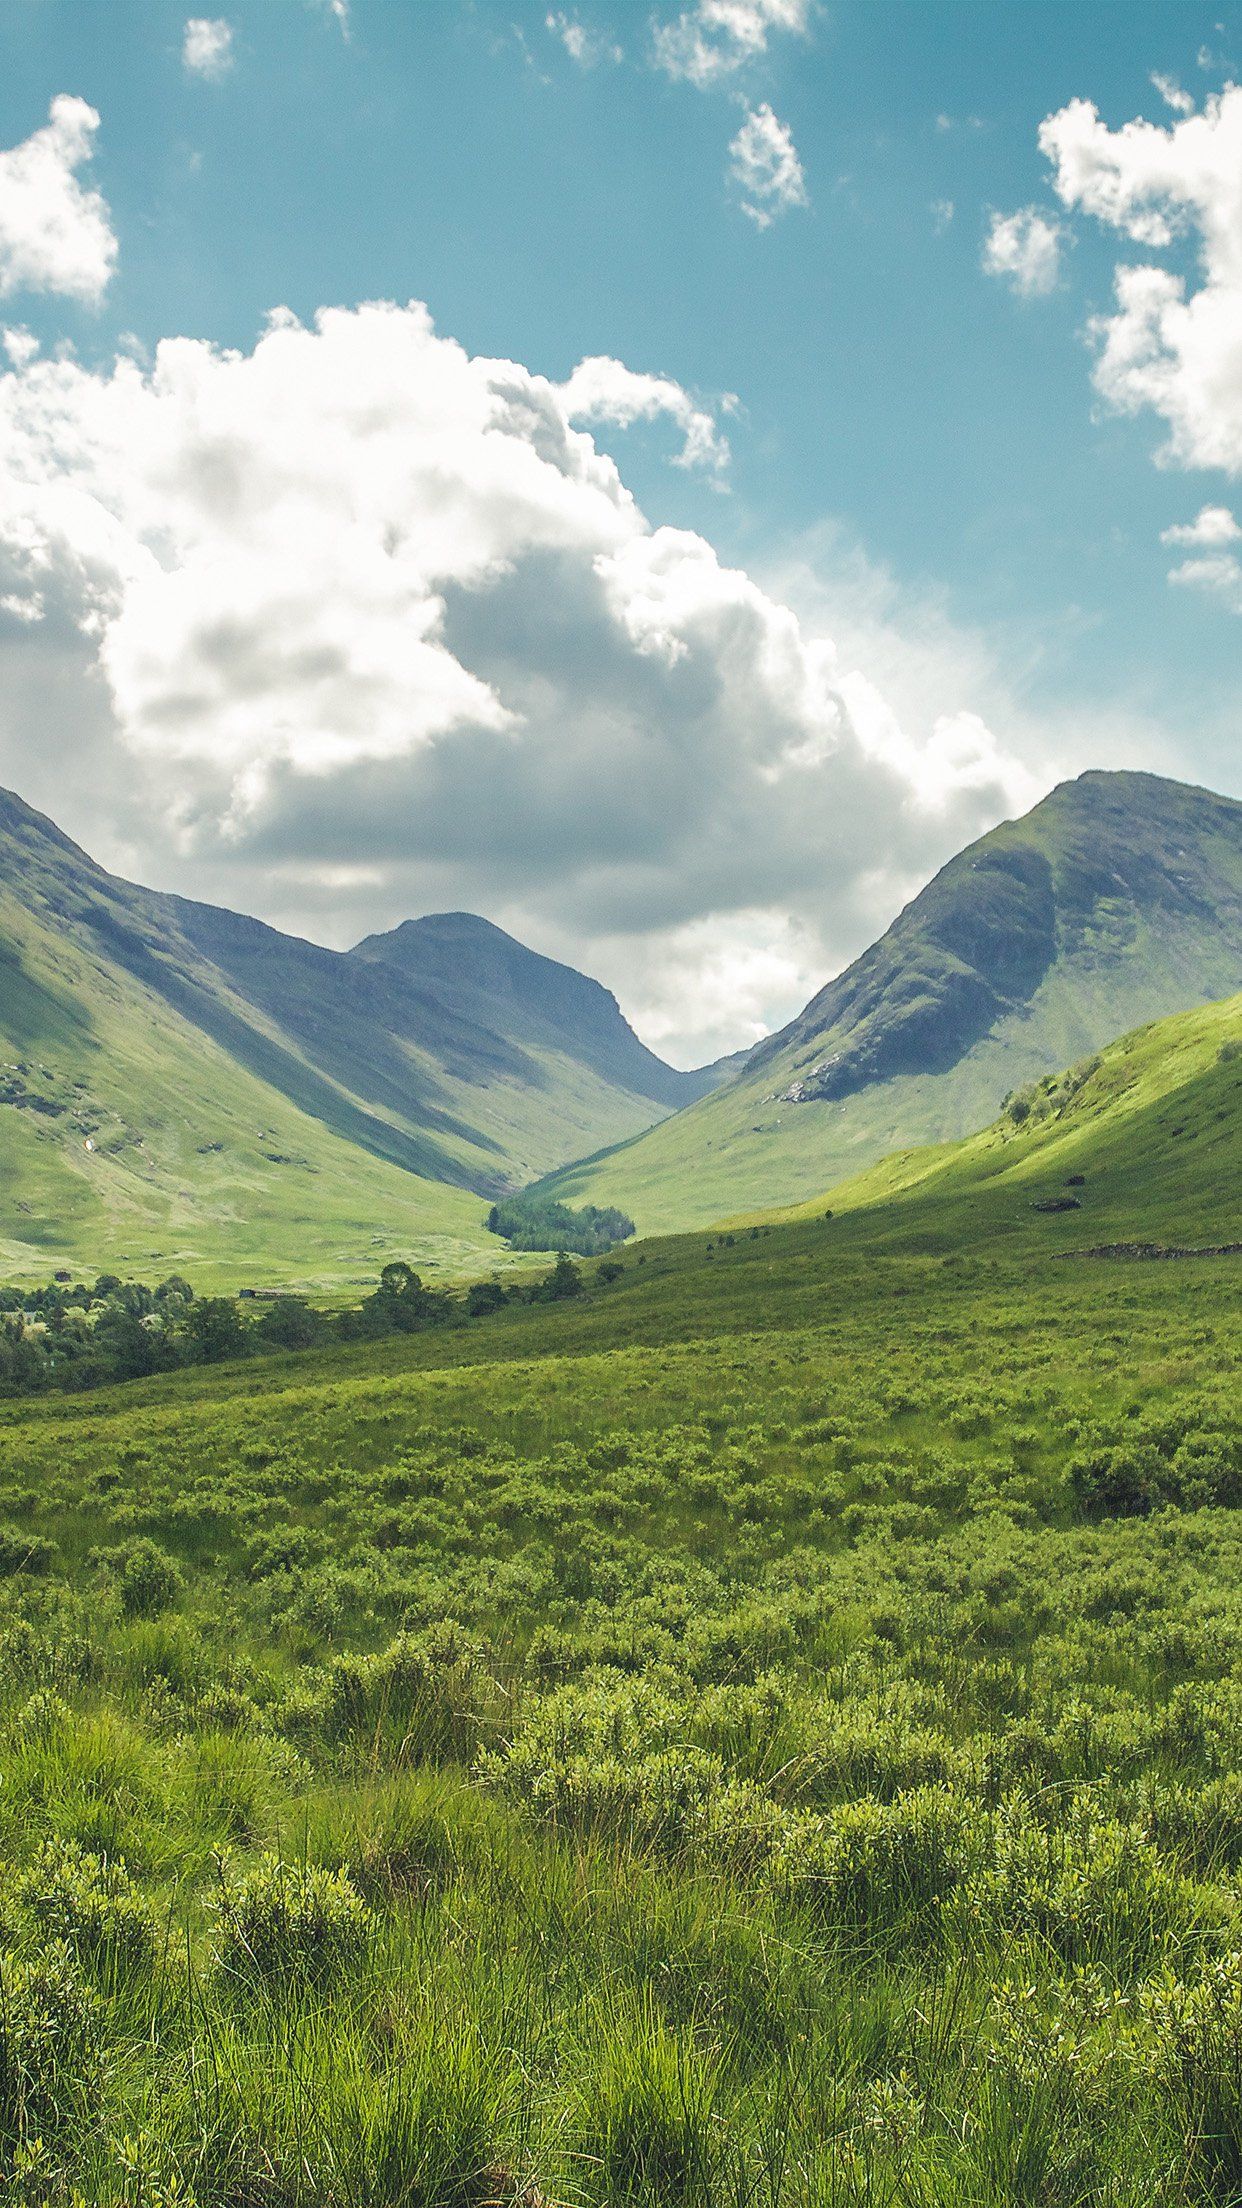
0,993 -> 1238,2205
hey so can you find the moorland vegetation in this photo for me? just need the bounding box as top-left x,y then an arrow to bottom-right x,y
0,989 -> 1237,2204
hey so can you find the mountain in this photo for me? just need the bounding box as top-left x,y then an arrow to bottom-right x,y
537,770 -> 1242,1230
352,912 -> 716,1113
757,987 -> 1242,1256
0,788 -> 708,1284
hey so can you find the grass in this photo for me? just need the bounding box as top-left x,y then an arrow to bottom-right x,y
0,993 -> 1236,2201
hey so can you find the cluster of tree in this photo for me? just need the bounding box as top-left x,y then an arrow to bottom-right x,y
0,1249 -> 593,1400
487,1195 -> 635,1256
1002,1053 -> 1102,1129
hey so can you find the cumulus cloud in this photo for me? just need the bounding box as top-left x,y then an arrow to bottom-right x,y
557,356 -> 731,473
729,104 -> 808,226
1161,503 -> 1242,610
1167,550 -> 1242,609
982,206 -> 1063,297
1161,503 -> 1240,547
652,0 -> 810,86
545,12 -> 622,66
2,326 -> 40,368
0,97 -> 117,306
0,300 -> 1039,1058
183,18 -> 235,78
1158,552 -> 1237,613
1039,84 -> 1242,475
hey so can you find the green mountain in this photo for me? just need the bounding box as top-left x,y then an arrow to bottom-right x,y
538,770 -> 1242,1231
756,987 -> 1242,1256
0,788 -> 708,1284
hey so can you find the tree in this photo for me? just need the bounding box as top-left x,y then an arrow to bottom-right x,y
185,1295 -> 245,1364
466,1279 -> 507,1318
256,1296 -> 324,1351
542,1252 -> 583,1301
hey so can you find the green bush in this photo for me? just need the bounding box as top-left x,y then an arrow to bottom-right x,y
0,1526 -> 60,1577
0,1946 -> 96,2152
90,1537 -> 185,1617
213,1854 -> 370,1989
18,1840 -> 158,1981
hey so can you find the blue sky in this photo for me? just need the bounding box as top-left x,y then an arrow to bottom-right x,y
0,0 -> 1238,1057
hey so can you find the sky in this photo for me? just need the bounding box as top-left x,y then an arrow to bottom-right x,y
0,0 -> 1239,1063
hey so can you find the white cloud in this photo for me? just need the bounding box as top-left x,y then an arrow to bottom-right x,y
1161,502 -> 1242,610
2,326 -> 40,368
1039,84 -> 1242,474
0,299 -> 1040,1056
1151,72 -> 1194,116
652,0 -> 810,87
931,197 -> 955,233
729,104 -> 808,226
545,12 -> 622,66
0,97 -> 117,306
1167,550 -> 1242,610
183,18 -> 235,79
982,206 -> 1063,297
1161,502 -> 1240,546
322,0 -> 350,36
558,355 -> 731,473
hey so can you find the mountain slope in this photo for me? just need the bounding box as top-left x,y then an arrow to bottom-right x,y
538,771 -> 1242,1230
0,874 -> 491,1288
352,911 -> 717,1111
754,988 -> 1242,1255
0,788 -> 705,1282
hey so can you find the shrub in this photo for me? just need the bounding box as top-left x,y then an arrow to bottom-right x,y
18,1839 -> 158,1980
322,1627 -> 490,1765
1068,1444 -> 1165,1517
772,1787 -> 972,1939
1147,1951 -> 1242,2194
91,1538 -> 185,1617
0,1526 -> 60,1578
213,1854 -> 370,1989
0,1946 -> 96,2150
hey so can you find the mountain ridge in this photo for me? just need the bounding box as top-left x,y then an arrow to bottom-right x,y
0,784 -> 713,1282
536,769 -> 1242,1231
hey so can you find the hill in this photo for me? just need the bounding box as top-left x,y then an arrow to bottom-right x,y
750,987 -> 1241,1256
0,788 -> 707,1284
537,769 -> 1242,1230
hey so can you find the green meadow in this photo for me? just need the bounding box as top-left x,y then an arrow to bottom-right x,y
0,998 -> 1238,2205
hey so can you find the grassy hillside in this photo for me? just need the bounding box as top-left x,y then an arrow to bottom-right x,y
750,988 -> 1242,1254
0,1005 -> 1237,2202
0,885 -> 505,1290
540,770 -> 1242,1231
0,788 -> 708,1285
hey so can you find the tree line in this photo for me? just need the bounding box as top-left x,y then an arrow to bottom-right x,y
0,1251 -> 594,1400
